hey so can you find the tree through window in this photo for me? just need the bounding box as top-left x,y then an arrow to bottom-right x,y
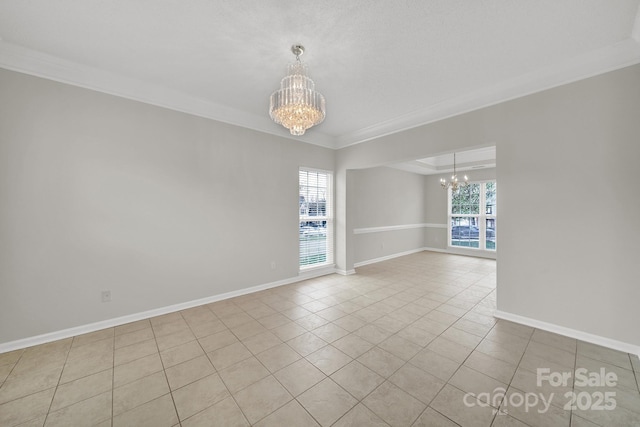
449,181 -> 496,250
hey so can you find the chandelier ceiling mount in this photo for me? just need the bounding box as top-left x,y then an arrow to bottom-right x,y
291,44 -> 304,58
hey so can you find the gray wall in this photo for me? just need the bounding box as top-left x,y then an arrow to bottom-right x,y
337,64 -> 640,348
496,69 -> 640,347
0,69 -> 334,343
349,165 -> 498,264
2,62 -> 640,350
350,167 -> 425,264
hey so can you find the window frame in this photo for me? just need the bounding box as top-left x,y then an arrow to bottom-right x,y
447,180 -> 497,251
299,167 -> 334,270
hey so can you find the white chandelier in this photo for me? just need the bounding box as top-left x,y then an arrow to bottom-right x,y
269,45 -> 325,136
440,153 -> 468,192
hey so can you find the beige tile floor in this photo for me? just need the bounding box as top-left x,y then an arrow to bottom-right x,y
1,251 -> 639,426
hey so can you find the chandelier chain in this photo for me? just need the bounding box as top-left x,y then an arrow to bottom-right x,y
441,152 -> 469,192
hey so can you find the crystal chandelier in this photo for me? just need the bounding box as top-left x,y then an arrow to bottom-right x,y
269,45 -> 325,136
440,153 -> 469,192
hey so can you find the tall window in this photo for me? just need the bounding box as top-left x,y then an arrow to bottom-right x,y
299,169 -> 333,268
449,181 -> 496,251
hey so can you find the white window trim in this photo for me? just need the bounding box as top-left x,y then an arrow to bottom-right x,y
447,180 -> 496,252
299,167 -> 334,271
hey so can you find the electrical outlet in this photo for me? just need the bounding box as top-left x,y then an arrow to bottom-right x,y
101,290 -> 111,303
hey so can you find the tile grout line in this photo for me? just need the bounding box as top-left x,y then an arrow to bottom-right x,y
326,267 -> 497,426
630,353 -> 640,394
0,350 -> 24,409
16,254 -> 638,426
230,298 -> 339,426
41,336 -> 74,426
568,338 -> 579,427
189,305 -> 253,426
148,316 -> 180,426
419,282 -> 506,426
364,266 -> 492,414
498,326 -> 541,425
183,299 -> 309,426
0,349 -> 24,391
248,326 -> 325,425
110,330 -> 115,427
234,273 -> 415,425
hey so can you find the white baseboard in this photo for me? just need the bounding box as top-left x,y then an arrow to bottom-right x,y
354,248 -> 426,268
421,246 -> 448,253
423,245 -> 497,260
494,310 -> 640,358
297,265 -> 338,280
335,269 -> 356,276
354,246 -> 497,269
0,267 -> 336,353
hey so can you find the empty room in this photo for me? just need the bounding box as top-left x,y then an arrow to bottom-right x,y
1,1 -> 639,426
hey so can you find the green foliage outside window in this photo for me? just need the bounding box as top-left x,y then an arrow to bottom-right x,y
451,183 -> 480,214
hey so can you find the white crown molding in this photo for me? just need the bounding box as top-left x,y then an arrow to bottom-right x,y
335,39 -> 640,149
2,39 -> 639,151
0,41 -> 336,149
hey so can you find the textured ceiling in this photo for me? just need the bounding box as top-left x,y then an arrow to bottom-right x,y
1,1 -> 639,148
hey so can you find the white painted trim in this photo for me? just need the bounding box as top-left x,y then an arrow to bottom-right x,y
494,310 -> 640,358
422,246 -> 497,260
297,265 -> 337,279
2,39 -> 639,150
0,41 -> 336,149
335,40 -> 640,149
353,246 -> 497,269
445,246 -> 497,260
353,248 -> 426,268
335,269 -> 356,276
420,246 -> 449,254
353,223 -> 425,234
0,268 -> 336,353
353,223 -> 445,235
